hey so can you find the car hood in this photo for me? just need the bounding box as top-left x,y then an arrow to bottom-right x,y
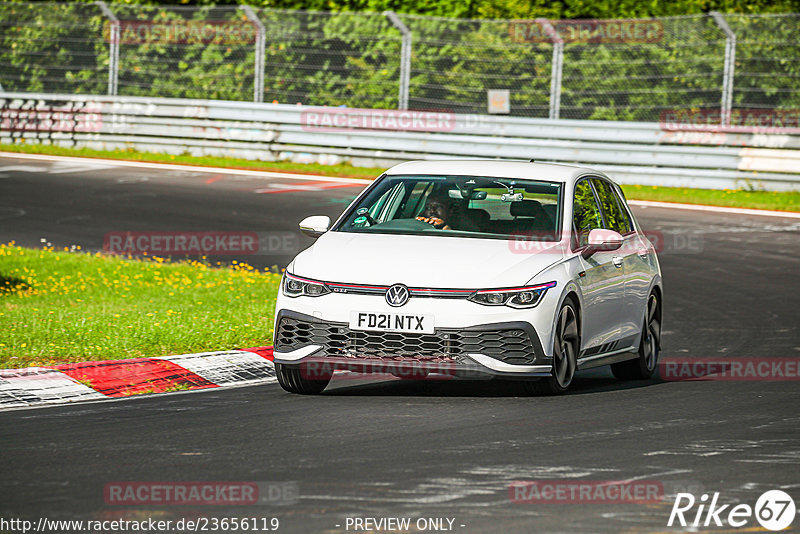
290,231 -> 566,288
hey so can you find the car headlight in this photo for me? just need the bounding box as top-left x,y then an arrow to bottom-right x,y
283,272 -> 331,298
468,281 -> 556,309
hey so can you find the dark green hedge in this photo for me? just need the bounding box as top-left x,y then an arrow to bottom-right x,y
1,2 -> 798,122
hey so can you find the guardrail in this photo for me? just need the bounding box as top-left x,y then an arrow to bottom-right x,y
1,92 -> 799,191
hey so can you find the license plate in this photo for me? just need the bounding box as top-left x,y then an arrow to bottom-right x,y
349,311 -> 434,334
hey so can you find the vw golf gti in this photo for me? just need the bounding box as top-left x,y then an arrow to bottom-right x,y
272,160 -> 662,395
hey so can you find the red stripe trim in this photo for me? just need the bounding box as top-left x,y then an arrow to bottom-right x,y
409,287 -> 475,293
242,346 -> 274,361
327,282 -> 388,290
289,272 -> 553,296
328,282 -> 470,294
53,359 -> 217,397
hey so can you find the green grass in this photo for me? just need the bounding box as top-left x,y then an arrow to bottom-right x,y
0,243 -> 282,369
2,143 -> 798,211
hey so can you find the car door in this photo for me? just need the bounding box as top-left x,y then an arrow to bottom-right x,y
603,181 -> 653,346
572,178 -> 625,354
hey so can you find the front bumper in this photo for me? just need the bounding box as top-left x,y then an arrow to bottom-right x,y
272,310 -> 552,379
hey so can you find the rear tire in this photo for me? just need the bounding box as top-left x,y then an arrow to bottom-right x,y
275,363 -> 332,394
524,300 -> 579,395
611,291 -> 661,380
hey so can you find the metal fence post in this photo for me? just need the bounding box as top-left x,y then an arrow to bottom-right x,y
241,6 -> 265,103
537,18 -> 563,120
384,11 -> 411,110
95,1 -> 119,96
711,12 -> 736,127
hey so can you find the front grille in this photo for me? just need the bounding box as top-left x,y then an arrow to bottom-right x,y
275,317 -> 536,365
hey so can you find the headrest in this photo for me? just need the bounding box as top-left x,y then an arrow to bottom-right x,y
510,199 -> 544,218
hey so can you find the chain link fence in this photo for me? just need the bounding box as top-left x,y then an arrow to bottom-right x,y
0,2 -> 108,95
256,9 -> 402,109
1,3 -> 798,122
110,5 -> 256,101
725,13 -> 800,112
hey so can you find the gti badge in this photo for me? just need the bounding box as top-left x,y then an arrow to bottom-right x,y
385,284 -> 410,307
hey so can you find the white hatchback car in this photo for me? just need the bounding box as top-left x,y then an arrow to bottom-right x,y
273,160 -> 662,395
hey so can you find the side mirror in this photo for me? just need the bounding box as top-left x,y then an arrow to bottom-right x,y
299,215 -> 330,238
582,228 -> 623,259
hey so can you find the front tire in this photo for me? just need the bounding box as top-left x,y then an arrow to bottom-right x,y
275,363 -> 332,394
611,291 -> 661,380
524,300 -> 579,395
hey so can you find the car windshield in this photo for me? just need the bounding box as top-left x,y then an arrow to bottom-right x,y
334,175 -> 562,241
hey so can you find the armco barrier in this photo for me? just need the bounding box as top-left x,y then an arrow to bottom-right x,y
1,92 -> 799,191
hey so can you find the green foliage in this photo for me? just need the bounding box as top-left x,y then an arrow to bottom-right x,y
0,2 -> 798,121
558,16 -> 729,120
196,0 -> 800,18
0,3 -> 109,94
258,9 -> 402,107
0,243 -> 281,367
109,5 -> 256,99
724,14 -> 800,109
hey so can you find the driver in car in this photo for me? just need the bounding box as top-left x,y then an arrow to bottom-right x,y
416,190 -> 479,231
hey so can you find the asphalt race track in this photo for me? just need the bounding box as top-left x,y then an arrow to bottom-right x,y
1,155 -> 799,533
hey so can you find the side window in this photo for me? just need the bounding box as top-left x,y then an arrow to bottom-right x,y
367,187 -> 393,222
592,178 -> 633,235
612,187 -> 634,233
379,182 -> 407,222
572,179 -> 604,248
367,182 -> 405,223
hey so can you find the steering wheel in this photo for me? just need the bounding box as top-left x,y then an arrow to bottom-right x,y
411,217 -> 441,229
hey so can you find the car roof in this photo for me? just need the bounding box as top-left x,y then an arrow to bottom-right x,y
383,160 -> 605,184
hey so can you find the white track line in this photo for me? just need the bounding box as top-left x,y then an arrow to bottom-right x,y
628,200 -> 800,219
2,152 -> 797,218
0,152 -> 369,184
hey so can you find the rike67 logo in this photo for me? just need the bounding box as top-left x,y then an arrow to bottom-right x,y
668,490 -> 795,531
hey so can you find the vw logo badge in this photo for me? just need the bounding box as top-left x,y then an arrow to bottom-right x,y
385,284 -> 410,307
